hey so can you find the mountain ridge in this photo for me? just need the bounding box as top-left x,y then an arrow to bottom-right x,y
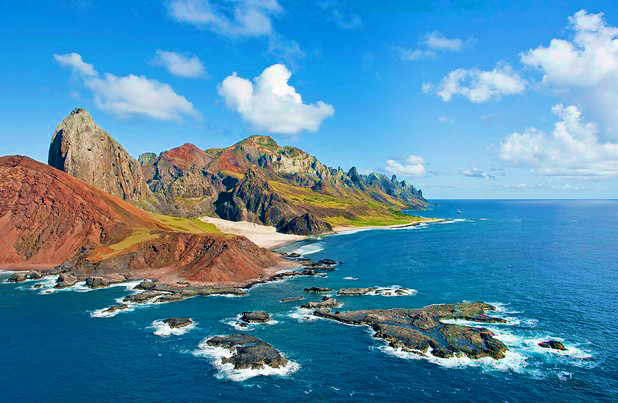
49,109 -> 428,234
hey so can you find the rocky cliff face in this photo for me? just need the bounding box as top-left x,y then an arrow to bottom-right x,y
48,108 -> 159,210
0,156 -> 283,284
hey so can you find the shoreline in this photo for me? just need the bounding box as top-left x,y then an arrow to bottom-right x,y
332,217 -> 444,234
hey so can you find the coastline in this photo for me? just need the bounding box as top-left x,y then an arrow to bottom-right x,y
332,217 -> 445,234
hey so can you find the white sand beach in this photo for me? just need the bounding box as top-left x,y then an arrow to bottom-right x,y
200,217 -> 306,249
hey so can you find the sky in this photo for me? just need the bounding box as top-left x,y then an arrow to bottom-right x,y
1,0 -> 618,199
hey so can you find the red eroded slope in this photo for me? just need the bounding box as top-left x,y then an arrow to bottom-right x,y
0,156 -> 165,268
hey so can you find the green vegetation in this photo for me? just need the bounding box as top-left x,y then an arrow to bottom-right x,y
149,213 -> 222,234
97,229 -> 160,259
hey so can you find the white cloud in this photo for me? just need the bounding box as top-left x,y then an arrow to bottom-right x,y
438,115 -> 454,123
499,104 -> 618,177
385,155 -> 426,177
396,48 -> 436,61
54,52 -> 199,120
397,31 -> 471,62
217,64 -> 334,133
521,10 -> 618,136
168,0 -> 281,37
152,50 -> 206,78
460,167 -> 495,179
53,52 -> 97,77
432,63 -> 526,103
424,31 -> 465,52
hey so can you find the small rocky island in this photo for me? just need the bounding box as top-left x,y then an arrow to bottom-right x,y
538,340 -> 566,350
162,318 -> 193,329
206,334 -> 288,370
314,302 -> 508,360
240,311 -> 271,323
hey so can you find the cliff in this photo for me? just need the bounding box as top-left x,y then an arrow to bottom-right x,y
48,108 -> 161,211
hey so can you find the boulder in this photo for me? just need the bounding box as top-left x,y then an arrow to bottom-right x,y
281,296 -> 304,303
162,318 -> 193,328
123,291 -> 165,303
337,287 -> 377,296
55,273 -> 78,288
538,340 -> 567,351
103,304 -> 129,314
8,272 -> 28,282
304,287 -> 332,293
240,311 -> 271,323
301,297 -> 340,309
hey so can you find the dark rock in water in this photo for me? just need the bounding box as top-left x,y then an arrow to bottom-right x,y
29,271 -> 42,280
206,334 -> 288,370
8,272 -> 28,282
304,287 -> 332,293
162,318 -> 193,328
123,291 -> 165,303
156,294 -> 187,303
85,274 -> 125,288
313,302 -> 508,361
240,311 -> 271,323
287,253 -> 301,258
276,213 -> 333,235
55,273 -> 78,288
281,296 -> 304,303
318,259 -> 337,266
304,263 -> 336,271
538,340 -> 566,351
301,297 -> 340,309
337,287 -> 377,296
33,283 -> 44,289
103,304 -> 129,314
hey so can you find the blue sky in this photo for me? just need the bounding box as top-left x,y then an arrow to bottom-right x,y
2,0 -> 618,199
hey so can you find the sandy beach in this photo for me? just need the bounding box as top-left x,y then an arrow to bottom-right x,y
200,217 -> 307,249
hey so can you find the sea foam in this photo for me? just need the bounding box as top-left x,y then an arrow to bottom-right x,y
150,319 -> 196,337
192,338 -> 300,382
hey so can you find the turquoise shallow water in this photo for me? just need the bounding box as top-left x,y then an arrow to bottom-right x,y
1,200 -> 617,402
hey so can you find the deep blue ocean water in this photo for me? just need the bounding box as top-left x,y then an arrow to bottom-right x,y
1,200 -> 617,402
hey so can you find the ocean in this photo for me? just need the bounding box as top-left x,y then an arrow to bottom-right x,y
1,200 -> 617,402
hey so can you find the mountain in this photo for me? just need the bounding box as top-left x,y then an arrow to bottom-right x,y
0,156 -> 282,284
48,109 -> 428,235
48,108 -> 161,211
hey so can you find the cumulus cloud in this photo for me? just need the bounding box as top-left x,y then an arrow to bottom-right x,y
217,64 -> 334,134
54,53 -> 96,77
499,104 -> 618,177
152,50 -> 206,78
423,31 -> 465,52
168,0 -> 281,37
460,167 -> 495,179
431,63 -> 526,103
397,31 -> 470,62
54,52 -> 198,120
385,155 -> 426,177
521,10 -> 618,137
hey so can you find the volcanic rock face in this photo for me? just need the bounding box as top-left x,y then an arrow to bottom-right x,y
206,334 -> 288,370
0,156 -> 156,267
314,302 -> 509,360
48,108 -> 157,209
276,213 -> 333,235
163,318 -> 193,329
